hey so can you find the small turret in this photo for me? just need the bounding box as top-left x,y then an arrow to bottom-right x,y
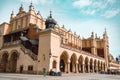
95,33 -> 97,38
45,11 -> 57,29
19,4 -> 24,13
103,28 -> 108,40
37,11 -> 40,15
91,32 -> 94,39
10,11 -> 14,20
29,3 -> 34,11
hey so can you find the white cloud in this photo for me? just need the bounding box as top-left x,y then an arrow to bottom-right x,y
73,0 -> 92,8
92,1 -> 107,9
102,9 -> 120,18
19,0 -> 39,4
73,0 -> 118,17
107,0 -> 116,4
19,0 -> 54,4
81,9 -> 96,15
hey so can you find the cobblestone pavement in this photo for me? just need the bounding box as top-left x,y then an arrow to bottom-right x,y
0,73 -> 120,80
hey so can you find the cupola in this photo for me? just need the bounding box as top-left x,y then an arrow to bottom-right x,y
45,11 -> 57,29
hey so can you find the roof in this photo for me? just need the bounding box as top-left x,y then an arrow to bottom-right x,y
29,39 -> 38,45
20,36 -> 28,41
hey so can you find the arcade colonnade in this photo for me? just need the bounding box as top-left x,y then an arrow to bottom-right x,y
0,50 -> 106,73
59,51 -> 106,73
0,51 -> 19,73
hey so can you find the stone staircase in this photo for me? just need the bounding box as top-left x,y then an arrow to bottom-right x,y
20,44 -> 37,61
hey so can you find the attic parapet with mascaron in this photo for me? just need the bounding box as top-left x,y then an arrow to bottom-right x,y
9,3 -> 44,35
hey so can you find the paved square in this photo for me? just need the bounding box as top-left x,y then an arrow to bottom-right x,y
0,73 -> 120,80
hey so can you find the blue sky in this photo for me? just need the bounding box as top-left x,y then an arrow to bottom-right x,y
0,0 -> 120,58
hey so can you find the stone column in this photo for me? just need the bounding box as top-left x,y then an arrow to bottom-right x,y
75,61 -> 78,73
96,66 -> 98,73
6,56 -> 11,72
88,63 -> 90,73
82,62 -> 85,73
92,64 -> 94,73
67,59 -> 70,73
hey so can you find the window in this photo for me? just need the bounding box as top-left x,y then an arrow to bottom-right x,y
28,65 -> 33,71
43,54 -> 45,61
52,60 -> 56,68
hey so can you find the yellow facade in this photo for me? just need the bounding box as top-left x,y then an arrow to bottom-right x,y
0,4 -> 120,74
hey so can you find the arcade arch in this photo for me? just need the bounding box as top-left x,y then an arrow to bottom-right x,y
0,52 -> 9,72
60,51 -> 69,73
85,57 -> 89,72
78,55 -> 84,72
9,51 -> 18,72
70,53 -> 77,73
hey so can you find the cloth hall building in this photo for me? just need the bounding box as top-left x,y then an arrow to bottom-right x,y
0,4 -> 120,74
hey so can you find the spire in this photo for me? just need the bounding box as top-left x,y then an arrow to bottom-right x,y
50,10 -> 52,18
10,11 -> 14,20
29,2 -> 34,11
68,29 -> 71,32
91,32 -> 94,38
45,10 -> 57,29
104,28 -> 107,34
19,4 -> 24,13
103,28 -> 108,40
74,32 -> 76,35
30,2 -> 33,6
62,24 -> 65,28
103,28 -> 108,36
91,32 -> 94,36
37,11 -> 40,15
95,33 -> 97,38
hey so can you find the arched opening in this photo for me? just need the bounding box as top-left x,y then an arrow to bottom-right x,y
85,57 -> 89,73
90,58 -> 93,72
60,59 -> 65,72
9,52 -> 18,73
70,54 -> 77,73
0,53 -> 8,72
60,51 -> 69,73
101,61 -> 103,71
78,55 -> 83,73
98,61 -> 100,72
94,60 -> 97,72
103,63 -> 105,71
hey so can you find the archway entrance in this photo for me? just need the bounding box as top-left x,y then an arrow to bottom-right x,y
70,54 -> 77,73
60,51 -> 69,73
78,55 -> 83,73
9,52 -> 18,72
94,60 -> 97,72
98,61 -> 100,72
90,59 -> 93,72
103,63 -> 105,71
101,62 -> 103,71
85,57 -> 89,73
0,53 -> 8,72
60,59 -> 65,72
